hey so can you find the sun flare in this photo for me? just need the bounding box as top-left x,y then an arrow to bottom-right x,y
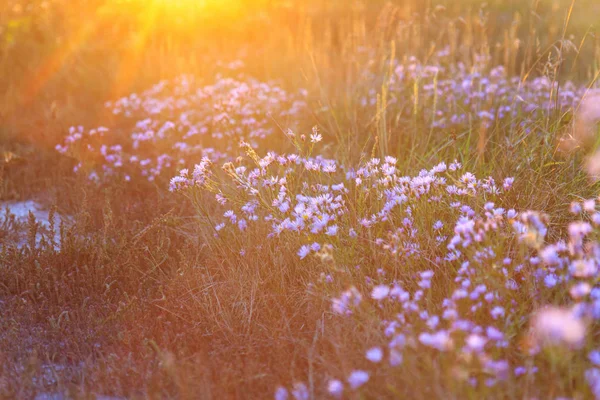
147,0 -> 246,14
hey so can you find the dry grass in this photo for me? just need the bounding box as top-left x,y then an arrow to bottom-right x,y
1,0 -> 600,398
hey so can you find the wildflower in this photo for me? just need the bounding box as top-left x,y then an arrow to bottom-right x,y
484,359 -> 509,381
419,279 -> 432,289
216,193 -> 227,205
347,370 -> 370,390
530,306 -> 587,349
326,225 -> 339,236
420,270 -> 434,280
327,380 -> 344,398
584,199 -> 596,212
569,221 -> 592,238
586,368 -> 600,399
449,160 -> 462,171
332,287 -> 362,315
419,330 -> 453,351
291,383 -> 309,400
570,259 -> 598,278
570,201 -> 583,214
544,274 -> 558,288
491,306 -> 505,319
274,386 -> 288,400
570,282 -> 592,299
443,308 -> 458,320
169,175 -> 189,192
298,245 -> 310,259
465,334 -> 487,353
365,347 -> 383,363
514,367 -> 527,376
427,316 -> 440,329
310,132 -> 323,143
486,326 -> 504,341
540,245 -> 562,266
563,90 -> 600,154
371,285 -> 390,301
389,349 -> 403,366
590,350 -> 600,366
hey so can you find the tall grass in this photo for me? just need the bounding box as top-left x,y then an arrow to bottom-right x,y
1,0 -> 600,398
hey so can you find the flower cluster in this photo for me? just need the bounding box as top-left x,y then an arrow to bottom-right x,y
301,194 -> 600,398
172,127 -> 600,398
361,50 -> 593,131
170,133 -> 346,255
56,66 -> 307,182
172,129 -> 514,268
52,52 -> 600,398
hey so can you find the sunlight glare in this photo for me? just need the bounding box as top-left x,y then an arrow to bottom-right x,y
148,0 -> 244,13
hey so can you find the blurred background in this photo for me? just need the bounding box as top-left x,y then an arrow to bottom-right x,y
1,0 -> 598,135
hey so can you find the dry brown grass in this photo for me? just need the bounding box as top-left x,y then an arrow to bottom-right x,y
1,0 -> 600,398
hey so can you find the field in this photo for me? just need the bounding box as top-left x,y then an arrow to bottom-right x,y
1,0 -> 600,398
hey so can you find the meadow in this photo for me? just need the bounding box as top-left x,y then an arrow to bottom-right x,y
2,0 -> 600,398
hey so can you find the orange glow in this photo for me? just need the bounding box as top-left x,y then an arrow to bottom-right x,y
137,0 -> 249,18
20,4 -> 107,105
109,3 -> 159,99
18,0 -> 263,106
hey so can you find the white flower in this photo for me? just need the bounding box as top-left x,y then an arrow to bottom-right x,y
310,132 -> 323,143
